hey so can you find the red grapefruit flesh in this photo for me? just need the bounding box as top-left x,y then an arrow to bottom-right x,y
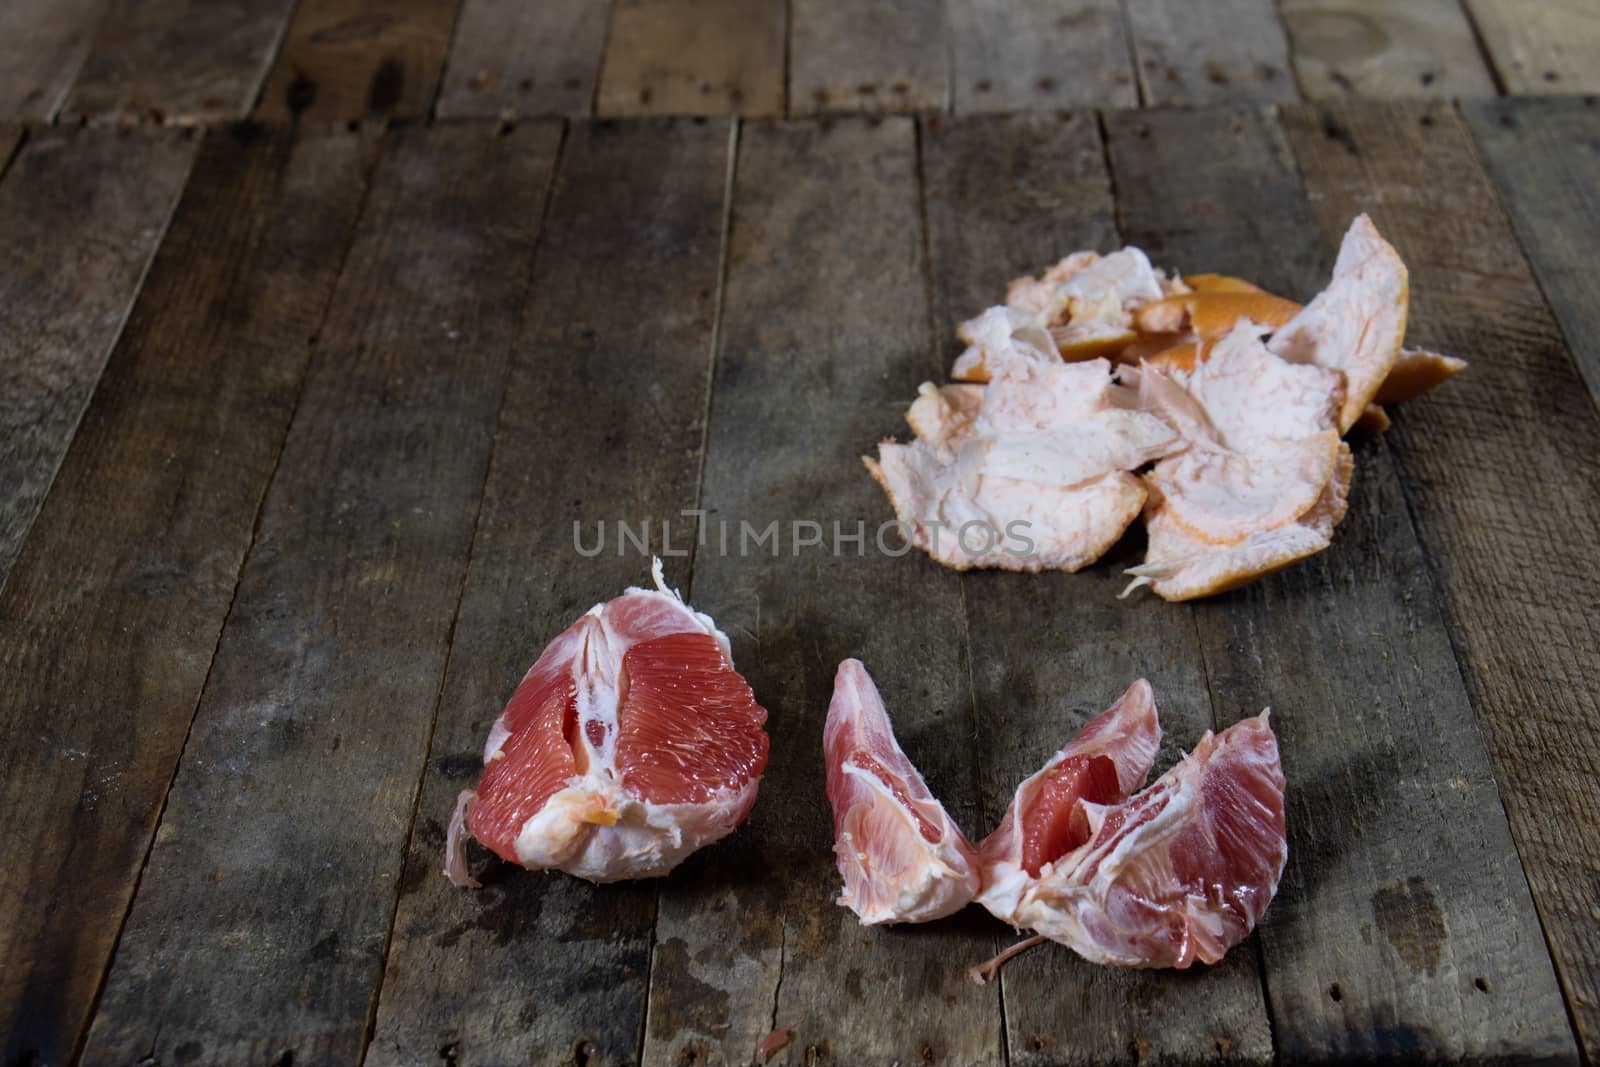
616,631 -> 769,806
466,667 -> 580,863
1017,753 -> 1123,877
977,680 -> 1161,921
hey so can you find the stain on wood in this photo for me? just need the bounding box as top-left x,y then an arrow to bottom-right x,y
435,0 -> 611,118
643,117 -> 1003,1066
256,0 -> 465,121
0,125 -> 195,592
77,120 -> 560,1067
62,0 -> 296,123
923,109 -> 1275,1067
789,0 -> 949,115
0,0 -> 109,121
0,122 -> 376,1067
1283,96 -> 1600,1064
597,0 -> 785,117
1463,97 -> 1600,408
1464,0 -> 1600,94
1125,0 -> 1297,105
948,0 -> 1137,112
1371,876 -> 1447,978
365,116 -> 733,1067
1281,0 -> 1495,99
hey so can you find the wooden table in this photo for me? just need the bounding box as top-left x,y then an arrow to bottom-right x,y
2,98 -> 1597,1067
2,4 -> 1599,1067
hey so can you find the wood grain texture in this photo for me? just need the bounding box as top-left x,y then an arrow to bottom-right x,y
789,0 -> 948,114
1464,0 -> 1600,94
0,122 -> 376,1067
642,117 -> 1002,1067
365,117 -> 732,1067
1281,0 -> 1495,99
1107,103 -> 1575,1065
1125,0 -> 1297,105
596,0 -> 785,117
1283,96 -> 1600,1063
62,0 -> 295,123
921,110 -> 1274,1067
435,0 -> 610,118
0,126 -> 195,594
78,121 -> 560,1067
948,0 -> 1137,113
0,0 -> 108,121
256,0 -> 464,121
1464,98 -> 1600,410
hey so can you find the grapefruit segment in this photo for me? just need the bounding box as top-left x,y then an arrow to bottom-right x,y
467,668 -> 580,859
451,562 -> 769,885
1012,713 -> 1287,968
825,659 -> 981,924
616,632 -> 769,806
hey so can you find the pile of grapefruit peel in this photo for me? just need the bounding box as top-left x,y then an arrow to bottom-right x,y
867,215 -> 1465,600
826,660 -> 1286,976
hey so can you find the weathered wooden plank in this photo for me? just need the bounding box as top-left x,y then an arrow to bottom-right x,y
923,111 -> 1116,339
1464,98 -> 1600,410
0,121 -> 376,1067
1283,96 -> 1600,1063
642,117 -> 1002,1067
62,0 -> 295,123
0,126 -> 195,594
256,0 -> 464,121
921,110 -> 1274,1067
78,120 -> 561,1067
0,0 -> 108,121
948,0 -> 1138,113
1124,0 -> 1297,105
1107,103 -> 1577,1065
365,116 -> 731,1067
596,0 -> 785,117
789,0 -> 948,114
1464,0 -> 1600,94
1281,0 -> 1495,99
435,0 -> 610,118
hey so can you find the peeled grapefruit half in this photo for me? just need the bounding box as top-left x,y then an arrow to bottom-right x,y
446,562 -> 769,885
824,659 -> 981,924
